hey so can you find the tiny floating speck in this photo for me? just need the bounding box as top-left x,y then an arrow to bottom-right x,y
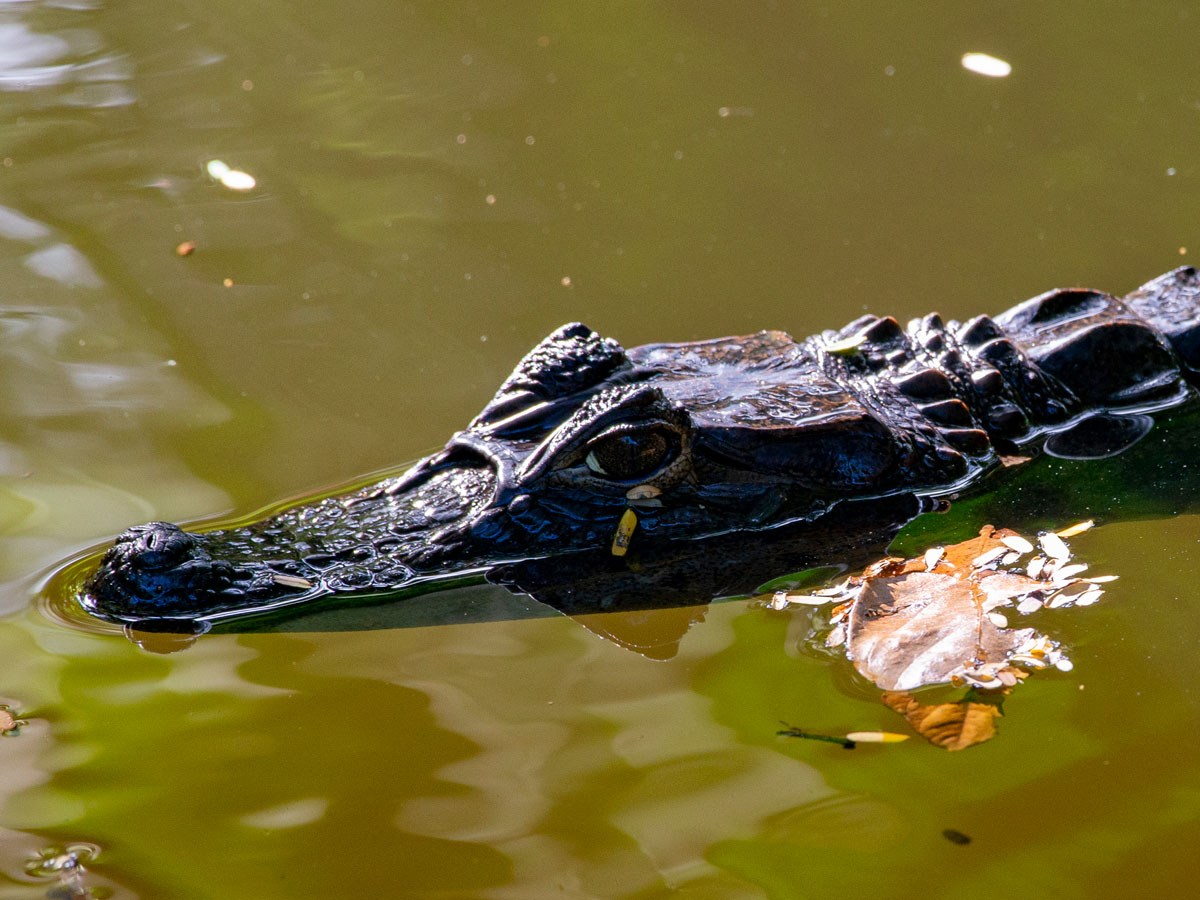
961,52 -> 1012,78
611,508 -> 638,557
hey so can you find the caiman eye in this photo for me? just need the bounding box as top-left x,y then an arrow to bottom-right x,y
584,427 -> 677,481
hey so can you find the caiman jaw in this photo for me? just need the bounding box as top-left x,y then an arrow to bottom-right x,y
82,459 -> 505,625
84,523 -> 278,621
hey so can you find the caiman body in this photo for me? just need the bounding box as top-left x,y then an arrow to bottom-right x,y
85,267 -> 1200,625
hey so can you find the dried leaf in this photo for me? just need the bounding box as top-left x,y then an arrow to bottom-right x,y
998,454 -> 1033,468
882,691 -> 1005,751
826,524 -> 1110,693
0,708 -> 14,731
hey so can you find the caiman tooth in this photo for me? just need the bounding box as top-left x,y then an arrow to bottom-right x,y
939,427 -> 992,456
970,367 -> 1004,393
985,402 -> 1028,435
894,367 -> 953,399
863,316 -> 904,343
919,398 -> 973,426
957,315 -> 1004,347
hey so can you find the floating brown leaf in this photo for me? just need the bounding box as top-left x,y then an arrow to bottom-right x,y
0,708 -> 13,731
882,690 -> 1009,751
781,523 -> 1114,749
822,525 -> 1089,693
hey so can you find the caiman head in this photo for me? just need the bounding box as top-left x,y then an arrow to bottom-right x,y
84,321 -> 969,625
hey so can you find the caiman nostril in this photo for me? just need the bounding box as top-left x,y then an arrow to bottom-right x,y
119,522 -> 196,571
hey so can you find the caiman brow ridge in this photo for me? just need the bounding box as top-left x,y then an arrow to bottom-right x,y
83,266 -> 1200,625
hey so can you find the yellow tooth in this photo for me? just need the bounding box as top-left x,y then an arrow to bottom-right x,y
611,508 -> 638,557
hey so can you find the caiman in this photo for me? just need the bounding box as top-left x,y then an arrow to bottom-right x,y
83,266 -> 1200,627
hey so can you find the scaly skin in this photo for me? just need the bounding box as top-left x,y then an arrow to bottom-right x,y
84,267 -> 1200,625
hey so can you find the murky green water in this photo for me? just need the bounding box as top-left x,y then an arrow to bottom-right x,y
0,1 -> 1198,897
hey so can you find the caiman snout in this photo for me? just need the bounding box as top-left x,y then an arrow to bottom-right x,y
84,522 -> 248,620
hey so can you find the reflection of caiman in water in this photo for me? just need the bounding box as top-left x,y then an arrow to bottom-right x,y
83,267 -> 1200,628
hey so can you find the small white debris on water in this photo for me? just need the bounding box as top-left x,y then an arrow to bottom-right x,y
1017,597 -> 1044,615
1001,534 -> 1034,554
1056,520 -> 1095,538
961,52 -> 1012,78
206,159 -> 257,191
814,579 -> 855,597
1038,530 -> 1071,560
272,574 -> 314,589
785,593 -> 836,606
972,546 -> 1009,568
1053,563 -> 1090,581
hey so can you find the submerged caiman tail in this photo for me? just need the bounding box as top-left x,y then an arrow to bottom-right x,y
84,267 -> 1200,626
